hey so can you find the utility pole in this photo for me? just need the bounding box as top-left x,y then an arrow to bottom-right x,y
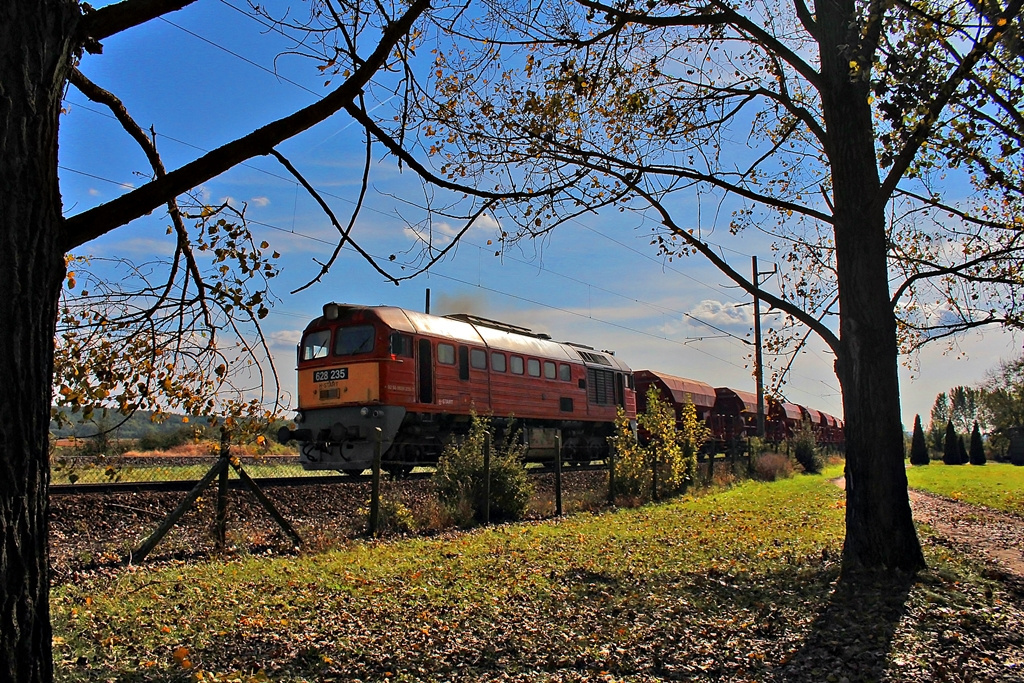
753,256 -> 766,438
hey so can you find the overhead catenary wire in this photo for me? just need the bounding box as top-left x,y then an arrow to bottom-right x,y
59,11 -> 839,406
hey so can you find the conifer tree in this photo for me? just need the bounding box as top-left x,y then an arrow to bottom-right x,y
969,422 -> 987,466
943,421 -> 960,465
910,415 -> 929,465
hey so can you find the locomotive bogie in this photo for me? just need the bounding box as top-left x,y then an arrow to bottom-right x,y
284,405 -> 408,471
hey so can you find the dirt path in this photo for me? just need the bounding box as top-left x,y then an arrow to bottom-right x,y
833,476 -> 1024,582
907,488 -> 1024,581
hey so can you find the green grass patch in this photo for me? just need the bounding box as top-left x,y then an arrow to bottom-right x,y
51,472 -> 1024,682
906,461 -> 1024,515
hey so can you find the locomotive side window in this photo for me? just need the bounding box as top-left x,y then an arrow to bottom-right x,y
389,332 -> 413,358
527,359 -> 541,377
302,330 -> 331,360
491,352 -> 506,372
544,361 -> 556,379
510,355 -> 524,375
470,348 -> 487,370
334,325 -> 375,356
437,343 -> 456,365
559,363 -> 571,381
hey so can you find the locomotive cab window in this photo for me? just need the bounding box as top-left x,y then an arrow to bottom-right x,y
527,359 -> 541,377
559,364 -> 572,381
334,325 -> 375,356
389,332 -> 413,358
544,361 -> 556,379
302,330 -> 331,360
437,343 -> 456,365
510,355 -> 524,375
470,348 -> 487,370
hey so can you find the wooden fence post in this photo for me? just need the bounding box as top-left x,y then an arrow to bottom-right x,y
216,428 -> 230,551
483,431 -> 491,525
651,451 -> 659,502
607,448 -> 615,505
555,433 -> 563,516
369,427 -> 382,535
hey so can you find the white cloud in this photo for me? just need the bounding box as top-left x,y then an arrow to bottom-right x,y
250,196 -> 271,207
689,299 -> 753,327
270,329 -> 303,348
404,214 -> 502,247
89,188 -> 102,197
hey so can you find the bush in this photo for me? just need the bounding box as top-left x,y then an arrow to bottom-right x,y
609,388 -> 711,501
752,452 -> 795,481
361,495 -> 416,534
969,422 -> 986,465
433,413 -> 533,524
792,419 -> 823,473
943,421 -> 961,465
608,407 -> 650,500
137,425 -> 197,452
909,414 -> 929,465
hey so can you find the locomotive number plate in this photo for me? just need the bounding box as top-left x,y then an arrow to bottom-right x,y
313,368 -> 348,382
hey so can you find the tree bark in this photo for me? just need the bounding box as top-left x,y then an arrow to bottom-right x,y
0,1 -> 79,680
816,0 -> 927,572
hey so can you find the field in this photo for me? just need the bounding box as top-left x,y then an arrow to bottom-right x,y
906,461 -> 1024,516
51,469 -> 1024,682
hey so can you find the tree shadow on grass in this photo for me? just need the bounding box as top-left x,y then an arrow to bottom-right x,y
768,570 -> 915,682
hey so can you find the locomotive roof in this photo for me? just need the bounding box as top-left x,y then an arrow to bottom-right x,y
316,304 -> 630,371
634,369 -> 716,409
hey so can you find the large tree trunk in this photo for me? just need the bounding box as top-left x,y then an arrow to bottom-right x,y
816,0 -> 926,572
0,1 -> 79,680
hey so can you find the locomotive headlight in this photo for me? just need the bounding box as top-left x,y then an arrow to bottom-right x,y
294,411 -> 305,424
360,407 -> 369,417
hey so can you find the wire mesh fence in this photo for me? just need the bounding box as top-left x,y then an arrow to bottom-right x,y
50,438 -> 324,487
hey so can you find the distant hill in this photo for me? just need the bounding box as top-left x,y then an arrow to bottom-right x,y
50,408 -> 210,440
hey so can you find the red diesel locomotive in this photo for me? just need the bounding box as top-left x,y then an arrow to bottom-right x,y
277,303 -> 637,473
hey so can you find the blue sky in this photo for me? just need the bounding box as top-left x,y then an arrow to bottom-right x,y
58,0 -> 1022,428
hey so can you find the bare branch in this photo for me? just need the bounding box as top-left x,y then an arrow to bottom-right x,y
63,0 -> 431,251
78,0 -> 198,53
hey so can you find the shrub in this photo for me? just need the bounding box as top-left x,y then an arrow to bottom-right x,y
641,387 -> 694,496
943,420 -> 961,465
361,495 -> 416,535
433,413 -> 533,524
752,452 -> 795,481
137,425 -> 196,452
609,388 -> 711,500
792,419 -> 823,473
910,414 -> 929,465
608,407 -> 650,500
969,422 -> 986,465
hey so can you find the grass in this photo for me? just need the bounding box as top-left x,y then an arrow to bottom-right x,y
906,461 -> 1024,516
50,470 -> 1024,682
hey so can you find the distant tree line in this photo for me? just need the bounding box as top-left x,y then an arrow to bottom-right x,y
912,355 -> 1024,464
